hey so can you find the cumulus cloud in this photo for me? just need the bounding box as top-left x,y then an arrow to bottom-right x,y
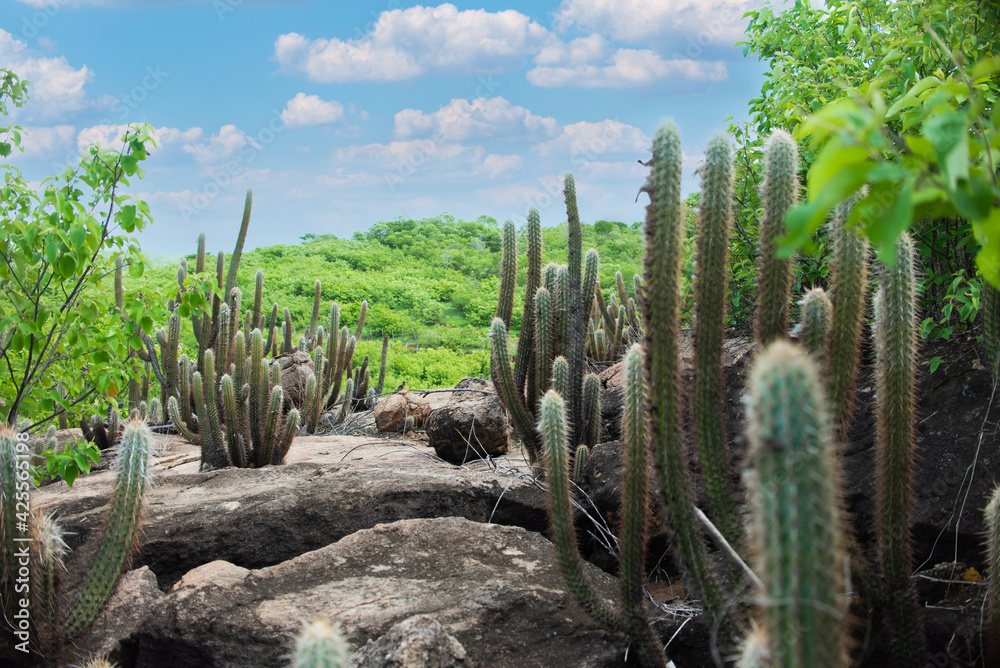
528,48 -> 726,88
532,120 -> 649,158
182,125 -> 258,164
553,0 -> 752,47
9,125 -> 75,159
76,124 -> 203,150
0,29 -> 91,119
394,97 -> 559,142
280,93 -> 345,128
477,153 -> 524,179
274,4 -> 551,82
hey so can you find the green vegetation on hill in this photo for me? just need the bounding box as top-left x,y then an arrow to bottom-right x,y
138,212 -> 649,391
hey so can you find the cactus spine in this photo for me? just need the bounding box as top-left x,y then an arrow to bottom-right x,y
582,372 -> 601,448
792,287 -> 833,359
754,130 -> 799,348
641,120 -> 726,624
65,417 -> 154,638
744,341 -> 847,668
691,131 -> 741,551
620,343 -> 668,667
985,485 -> 1000,667
514,209 -> 543,409
490,317 -> 543,463
873,233 -> 925,663
827,197 -> 870,439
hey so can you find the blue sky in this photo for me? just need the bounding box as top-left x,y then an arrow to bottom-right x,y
1,0 -> 777,256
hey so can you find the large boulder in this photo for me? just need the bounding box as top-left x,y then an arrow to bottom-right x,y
34,435 -> 549,594
132,517 -> 634,667
373,390 -> 432,432
425,395 -> 509,464
274,349 -> 314,407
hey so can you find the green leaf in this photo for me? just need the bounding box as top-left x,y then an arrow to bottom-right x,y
928,356 -> 942,373
57,254 -> 77,278
68,222 -> 87,250
973,207 -> 1000,288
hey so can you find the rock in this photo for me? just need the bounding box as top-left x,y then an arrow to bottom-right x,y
349,615 -> 469,667
425,396 -> 509,464
34,435 -> 548,591
373,390 -> 432,432
59,566 -> 163,667
133,517 -> 632,667
275,350 -> 315,408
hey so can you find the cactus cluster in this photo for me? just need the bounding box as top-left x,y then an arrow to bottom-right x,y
587,269 -> 642,364
490,186 -> 604,466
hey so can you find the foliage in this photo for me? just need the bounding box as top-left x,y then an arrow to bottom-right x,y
737,0 -> 1000,342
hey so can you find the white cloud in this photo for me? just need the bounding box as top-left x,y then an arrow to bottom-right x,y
182,125 -> 258,164
477,154 -> 524,179
554,0 -> 752,47
333,139 -> 480,170
77,124 -> 202,149
532,120 -> 649,158
528,48 -> 726,88
394,97 -> 559,142
535,34 -> 608,66
9,125 -> 75,159
274,4 -> 551,82
0,29 -> 91,119
280,93 -> 345,128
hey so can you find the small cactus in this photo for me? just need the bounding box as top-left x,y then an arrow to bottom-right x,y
65,417 -> 155,638
291,618 -> 351,668
791,287 -> 833,359
985,485 -> 1000,667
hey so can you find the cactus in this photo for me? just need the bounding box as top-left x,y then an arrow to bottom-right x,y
691,131 -> 741,552
985,485 -> 1000,667
791,287 -> 833,359
375,335 -> 389,401
534,286 -> 553,411
308,279 -> 322,346
754,130 -> 799,348
620,343 -> 668,667
80,405 -> 122,451
65,417 -> 154,638
515,209 -> 543,410
539,389 -> 622,632
291,618 -> 352,668
496,218 -> 518,329
744,340 -> 848,668
582,372 -> 601,448
32,512 -> 67,658
826,196 -> 870,439
573,444 -> 588,483
872,233 -> 925,663
490,317 -> 543,464
403,415 -> 415,434
564,174 -> 587,450
1,425 -> 24,626
640,120 -> 726,625
551,356 -> 569,400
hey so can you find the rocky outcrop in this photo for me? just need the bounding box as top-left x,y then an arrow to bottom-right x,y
425,395 -> 509,464
374,390 -> 432,432
34,435 -> 548,593
274,349 -> 314,407
132,517 -> 632,668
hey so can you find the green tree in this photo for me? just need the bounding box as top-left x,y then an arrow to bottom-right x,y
0,69 -> 199,430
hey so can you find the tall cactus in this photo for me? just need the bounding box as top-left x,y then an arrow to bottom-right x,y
754,130 -> 799,348
496,219 -> 518,329
744,340 -> 848,668
691,131 -> 741,551
620,343 -> 668,667
827,196 -> 870,439
640,120 -> 726,625
514,209 -> 543,407
65,417 -> 154,638
872,233 -> 925,663
564,175 -> 586,450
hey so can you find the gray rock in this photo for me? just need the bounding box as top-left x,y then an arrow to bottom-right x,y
425,396 -> 509,464
374,390 -> 432,432
275,349 -> 315,408
34,435 -> 548,591
133,517 -> 631,668
349,615 -> 469,668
